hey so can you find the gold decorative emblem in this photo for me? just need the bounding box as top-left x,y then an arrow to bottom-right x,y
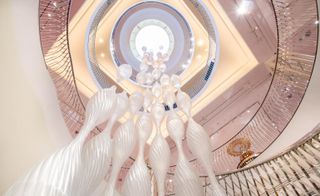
227,138 -> 259,168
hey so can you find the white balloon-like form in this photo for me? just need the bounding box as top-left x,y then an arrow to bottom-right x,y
176,90 -> 192,117
152,69 -> 162,80
170,74 -> 181,89
160,74 -> 170,87
187,119 -> 226,196
129,92 -> 144,115
176,91 -> 226,196
122,112 -> 153,196
118,64 -> 133,81
149,103 -> 171,196
5,87 -> 118,196
167,110 -> 203,196
152,82 -> 162,98
104,92 -> 143,196
136,71 -> 147,85
145,73 -> 154,85
80,91 -> 129,196
143,89 -> 154,112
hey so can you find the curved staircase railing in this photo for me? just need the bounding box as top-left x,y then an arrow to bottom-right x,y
214,124 -> 320,195
39,0 -> 103,137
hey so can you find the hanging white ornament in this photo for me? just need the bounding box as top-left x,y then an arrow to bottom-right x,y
163,87 -> 175,109
149,103 -> 171,196
145,72 -> 154,85
186,118 -> 226,196
152,82 -> 162,98
139,63 -> 149,72
5,87 -> 118,196
160,74 -> 170,87
176,91 -> 225,196
143,89 -> 154,112
152,68 -> 162,81
118,64 -> 133,81
159,63 -> 167,72
167,110 -> 203,196
176,90 -> 192,117
171,74 -> 181,89
129,92 -> 144,114
81,90 -> 129,196
136,71 -> 147,85
104,119 -> 136,196
122,112 -> 153,196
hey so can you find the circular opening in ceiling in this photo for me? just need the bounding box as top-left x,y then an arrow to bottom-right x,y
130,19 -> 175,61
110,1 -> 195,82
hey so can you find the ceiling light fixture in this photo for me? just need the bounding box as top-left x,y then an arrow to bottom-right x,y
236,0 -> 253,15
197,39 -> 204,47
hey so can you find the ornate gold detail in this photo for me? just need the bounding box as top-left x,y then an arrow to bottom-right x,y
227,138 -> 259,168
227,138 -> 251,157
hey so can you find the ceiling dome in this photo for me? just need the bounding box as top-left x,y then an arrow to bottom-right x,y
110,1 -> 195,81
86,0 -> 218,97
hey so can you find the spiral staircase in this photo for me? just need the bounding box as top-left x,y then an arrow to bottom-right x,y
36,0 -> 320,195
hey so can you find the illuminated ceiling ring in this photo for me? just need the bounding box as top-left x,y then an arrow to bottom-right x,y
85,0 -> 220,100
110,1 -> 195,86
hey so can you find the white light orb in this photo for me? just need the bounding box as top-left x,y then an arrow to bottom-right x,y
159,63 -> 167,72
145,73 -> 154,85
140,63 -> 149,72
171,74 -> 181,89
118,64 -> 132,80
160,74 -> 170,86
152,69 -> 162,80
136,71 -> 147,85
152,82 -> 162,98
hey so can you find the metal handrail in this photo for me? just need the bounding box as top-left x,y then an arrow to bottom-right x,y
38,0 -> 105,136
219,124 -> 320,177
212,124 -> 320,195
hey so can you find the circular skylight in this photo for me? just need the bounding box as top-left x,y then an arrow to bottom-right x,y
130,19 -> 175,60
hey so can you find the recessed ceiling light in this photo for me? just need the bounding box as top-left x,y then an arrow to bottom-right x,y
237,0 -> 253,15
182,64 -> 188,69
197,39 -> 204,47
315,20 -> 319,25
99,38 -> 104,43
100,53 -> 105,57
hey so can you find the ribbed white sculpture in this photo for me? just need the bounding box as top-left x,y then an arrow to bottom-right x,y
5,87 -> 118,196
122,112 -> 153,196
167,110 -> 203,196
149,102 -> 171,196
104,92 -> 144,196
176,90 -> 226,196
80,91 -> 129,196
6,44 -> 227,195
